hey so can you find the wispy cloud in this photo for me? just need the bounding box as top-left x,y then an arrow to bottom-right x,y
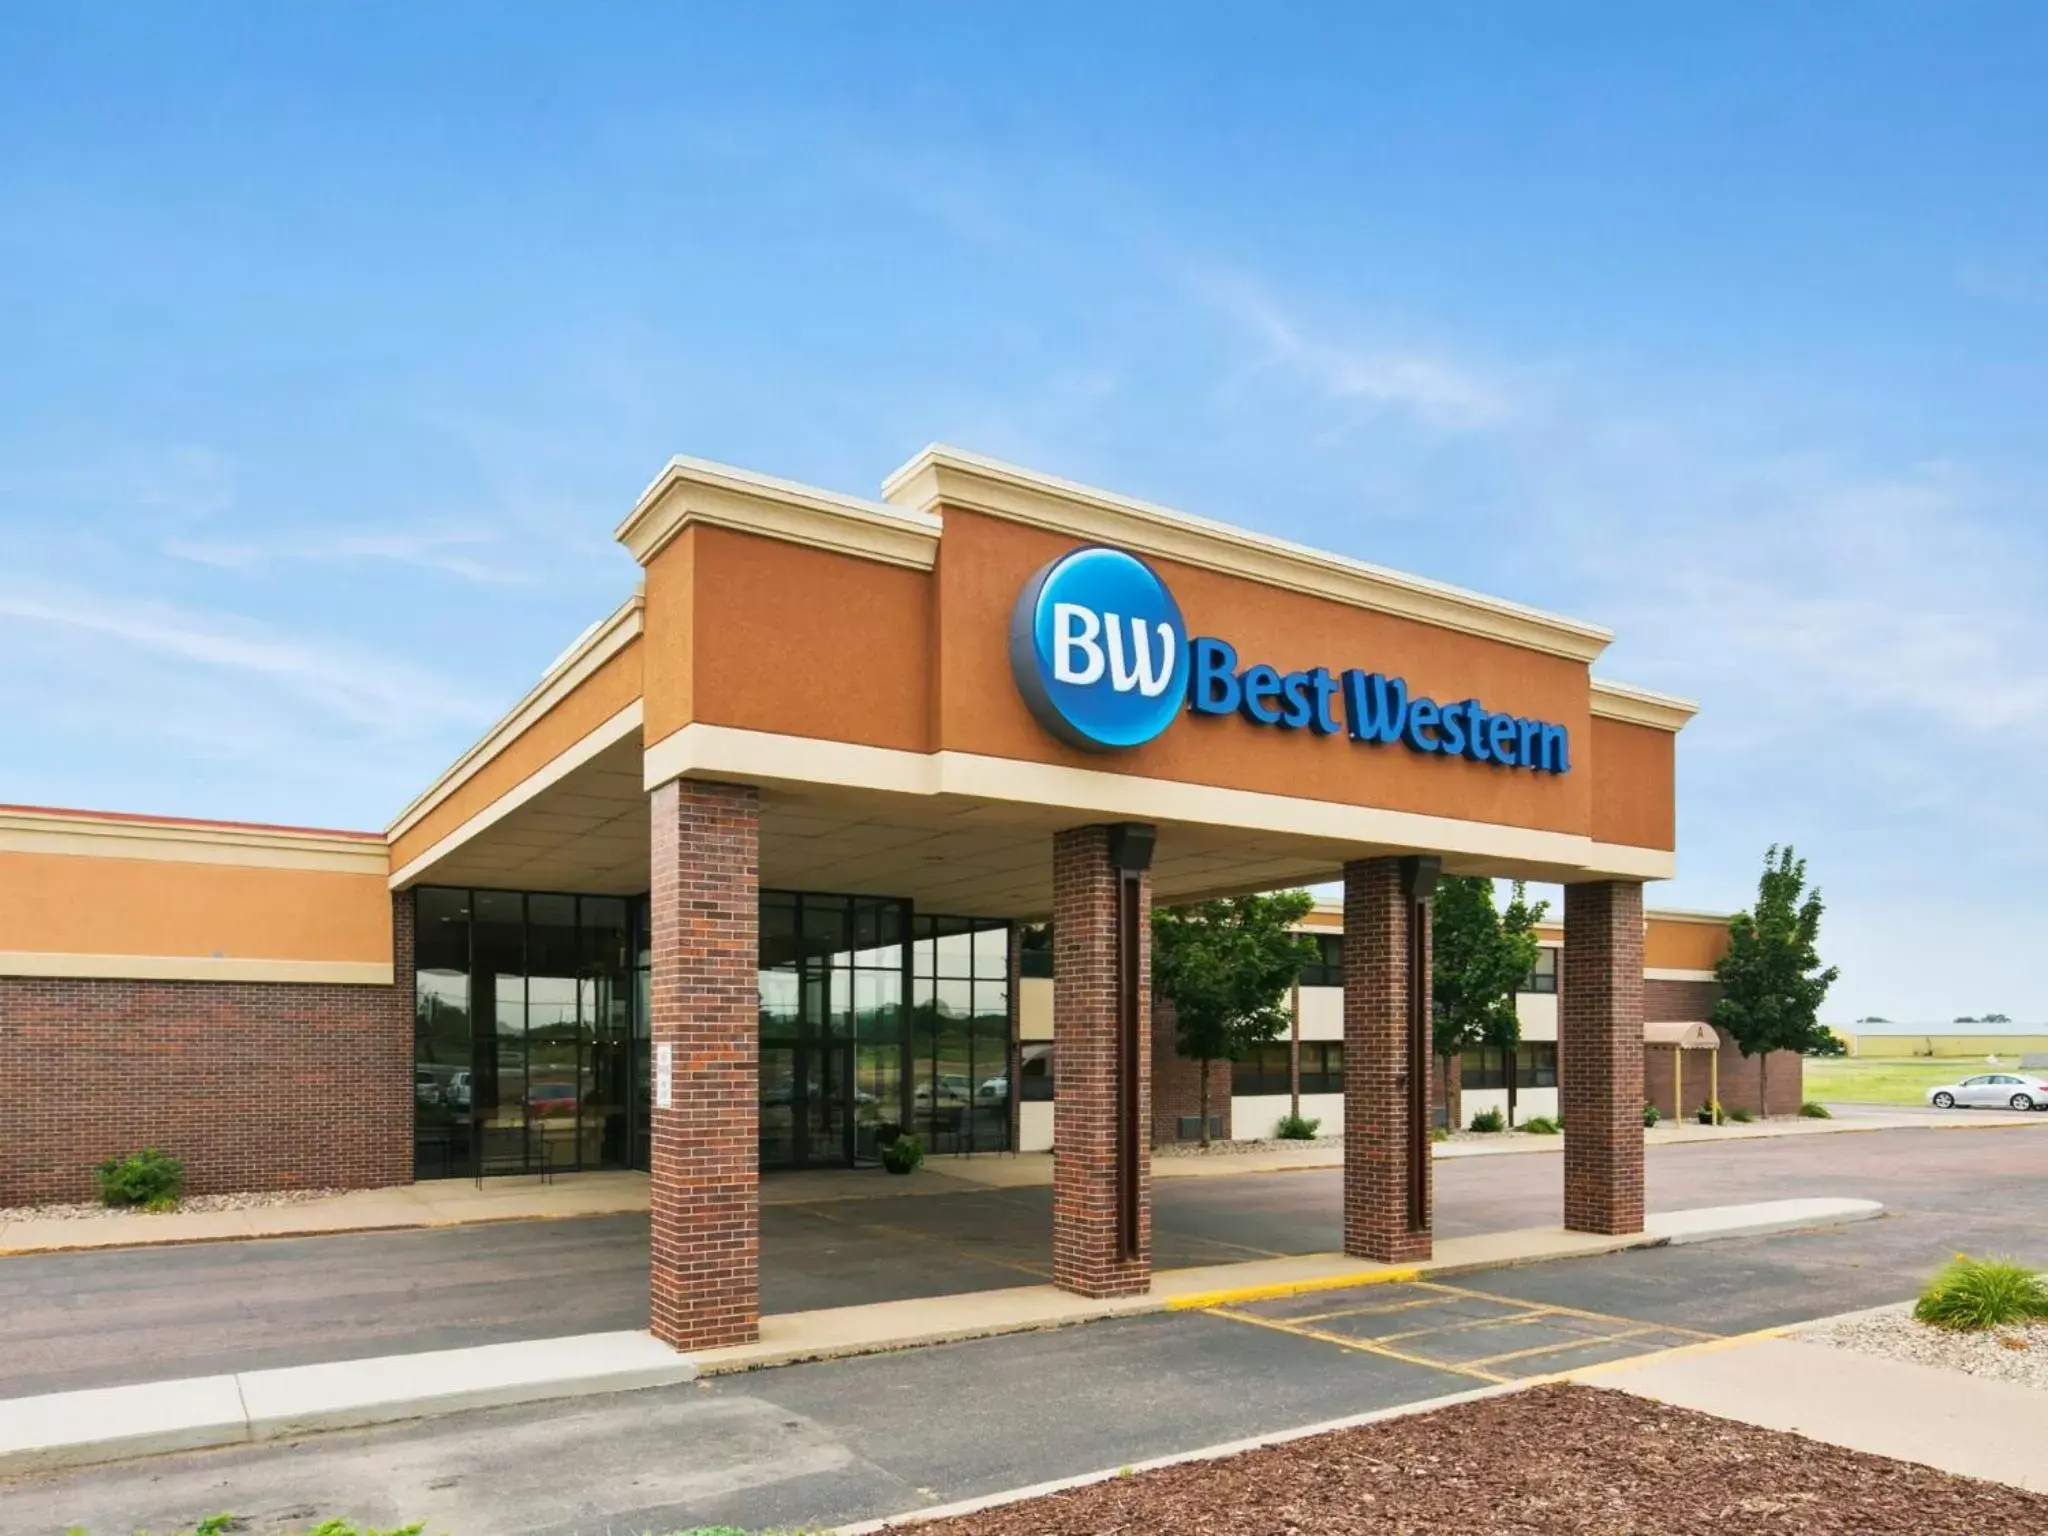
164,527 -> 537,585
0,577 -> 490,736
1188,269 -> 1514,431
1954,252 -> 2048,308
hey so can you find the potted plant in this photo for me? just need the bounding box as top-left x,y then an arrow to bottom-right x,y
881,1133 -> 925,1176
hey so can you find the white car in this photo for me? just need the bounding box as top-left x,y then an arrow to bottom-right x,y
1926,1073 -> 2048,1112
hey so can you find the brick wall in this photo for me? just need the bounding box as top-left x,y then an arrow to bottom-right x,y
1643,976 -> 1802,1117
1342,857 -> 1432,1264
0,894 -> 412,1206
1561,881 -> 1646,1235
1051,825 -> 1152,1298
647,777 -> 761,1352
1148,997 -> 1231,1145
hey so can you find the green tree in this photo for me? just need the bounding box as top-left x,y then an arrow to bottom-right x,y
1808,1026 -> 1847,1058
1431,878 -> 1548,1128
1712,845 -> 1841,1113
1152,891 -> 1318,1146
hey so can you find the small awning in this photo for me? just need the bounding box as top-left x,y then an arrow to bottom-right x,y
1645,1021 -> 1719,1049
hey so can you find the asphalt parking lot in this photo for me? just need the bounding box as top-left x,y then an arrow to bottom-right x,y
8,1123 -> 2048,1535
5,1120 -> 2046,1399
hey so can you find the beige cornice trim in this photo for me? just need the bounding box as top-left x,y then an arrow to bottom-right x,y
616,454 -> 943,571
1646,967 -> 1720,983
0,808 -> 387,875
883,444 -> 1614,664
0,952 -> 393,985
643,721 -> 1676,882
1590,679 -> 1699,732
386,595 -> 644,841
389,701 -> 644,889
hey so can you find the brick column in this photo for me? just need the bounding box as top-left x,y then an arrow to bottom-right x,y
648,778 -> 761,1350
1561,880 -> 1646,1235
1342,857 -> 1432,1263
1051,825 -> 1151,1297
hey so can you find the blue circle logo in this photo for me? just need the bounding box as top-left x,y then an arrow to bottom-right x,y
1008,547 -> 1190,751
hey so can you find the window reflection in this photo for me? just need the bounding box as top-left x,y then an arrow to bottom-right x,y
411,887 -> 652,1180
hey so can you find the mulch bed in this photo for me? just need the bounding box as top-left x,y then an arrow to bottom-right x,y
889,1383 -> 2047,1535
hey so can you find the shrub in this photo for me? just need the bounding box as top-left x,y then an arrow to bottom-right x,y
1275,1111 -> 1322,1140
1727,1106 -> 1754,1124
1521,1115 -> 1560,1135
1431,1125 -> 1450,1142
1798,1100 -> 1832,1119
1642,1102 -> 1661,1128
880,1134 -> 924,1175
1914,1254 -> 2048,1332
1468,1107 -> 1506,1134
95,1148 -> 183,1210
1697,1101 -> 1724,1126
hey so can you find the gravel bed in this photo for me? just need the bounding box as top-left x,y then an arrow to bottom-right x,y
1154,1135 -> 1340,1157
892,1383 -> 2045,1535
1803,1304 -> 2048,1392
0,1188 -> 347,1223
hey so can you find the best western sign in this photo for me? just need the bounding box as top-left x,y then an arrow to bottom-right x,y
1009,546 -> 1571,772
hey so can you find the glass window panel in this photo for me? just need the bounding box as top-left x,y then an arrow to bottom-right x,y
972,979 -> 1009,1028
472,891 -> 526,1172
972,922 -> 1008,979
413,888 -> 472,1178
854,969 -> 901,1043
759,1045 -> 798,1168
633,960 -> 651,1170
969,1020 -> 1011,1151
581,896 -> 631,1170
932,976 -> 973,1023
802,895 -> 851,966
759,969 -> 801,1033
760,894 -> 800,972
526,894 -> 580,1171
934,922 -> 976,979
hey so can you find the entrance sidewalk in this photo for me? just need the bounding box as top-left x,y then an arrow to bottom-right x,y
0,1197 -> 1881,1476
0,1111 -> 2012,1256
1579,1323 -> 2048,1493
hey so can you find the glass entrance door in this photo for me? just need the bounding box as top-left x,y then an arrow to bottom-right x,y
758,892 -> 907,1170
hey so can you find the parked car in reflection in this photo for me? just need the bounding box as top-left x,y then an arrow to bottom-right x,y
913,1074 -> 971,1106
414,1069 -> 442,1106
445,1070 -> 471,1112
975,1076 -> 1009,1103
526,1081 -> 581,1120
1926,1073 -> 2048,1111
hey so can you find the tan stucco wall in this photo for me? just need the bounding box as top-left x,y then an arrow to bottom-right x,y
1644,915 -> 1730,971
0,850 -> 391,963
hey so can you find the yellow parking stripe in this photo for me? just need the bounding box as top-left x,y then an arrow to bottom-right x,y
1460,1325 -> 1669,1370
1413,1281 -> 1719,1340
1205,1304 -> 1507,1384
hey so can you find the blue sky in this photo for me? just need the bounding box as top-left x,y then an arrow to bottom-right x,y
3,4 -> 2044,1021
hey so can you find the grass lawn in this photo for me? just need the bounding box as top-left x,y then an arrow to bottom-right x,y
1805,1056 -> 1996,1105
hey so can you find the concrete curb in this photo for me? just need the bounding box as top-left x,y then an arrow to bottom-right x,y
0,1331 -> 693,1478
1647,1196 -> 1885,1246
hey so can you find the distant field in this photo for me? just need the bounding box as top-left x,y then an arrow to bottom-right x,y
1805,1056 -> 2004,1105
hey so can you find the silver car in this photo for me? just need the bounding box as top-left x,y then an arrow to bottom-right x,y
1926,1073 -> 2048,1112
